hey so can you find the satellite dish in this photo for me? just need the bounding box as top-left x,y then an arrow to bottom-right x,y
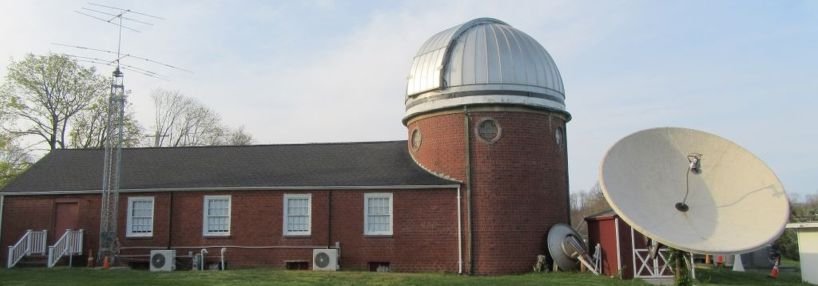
599,127 -> 789,254
547,223 -> 598,274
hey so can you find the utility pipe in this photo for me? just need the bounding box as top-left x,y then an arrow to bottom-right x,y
220,248 -> 226,270
122,245 -> 334,250
200,249 -> 208,271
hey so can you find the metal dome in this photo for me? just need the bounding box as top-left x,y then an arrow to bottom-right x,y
404,18 -> 567,122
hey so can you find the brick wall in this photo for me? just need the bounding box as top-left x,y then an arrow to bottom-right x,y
1,195 -> 101,260
407,109 -> 569,274
407,113 -> 467,181
2,189 -> 459,272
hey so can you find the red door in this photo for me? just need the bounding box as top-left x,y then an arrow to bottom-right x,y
54,202 -> 79,243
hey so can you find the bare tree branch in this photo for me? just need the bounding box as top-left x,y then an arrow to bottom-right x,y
150,89 -> 248,147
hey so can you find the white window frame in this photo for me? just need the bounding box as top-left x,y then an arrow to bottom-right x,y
126,196 -> 154,238
203,195 -> 231,237
364,193 -> 393,236
283,194 -> 312,236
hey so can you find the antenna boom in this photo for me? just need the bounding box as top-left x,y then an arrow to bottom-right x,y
88,2 -> 165,20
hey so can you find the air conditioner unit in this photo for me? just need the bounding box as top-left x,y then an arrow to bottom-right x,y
150,250 -> 176,272
312,249 -> 338,271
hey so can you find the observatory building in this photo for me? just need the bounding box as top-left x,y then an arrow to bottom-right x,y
0,18 -> 570,274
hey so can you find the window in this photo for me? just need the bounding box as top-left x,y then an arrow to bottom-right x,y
283,194 -> 311,236
410,128 -> 422,151
476,118 -> 502,143
364,193 -> 393,235
126,197 -> 154,237
203,195 -> 231,236
555,127 -> 565,149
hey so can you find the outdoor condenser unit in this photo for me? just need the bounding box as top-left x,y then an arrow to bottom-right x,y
150,250 -> 176,272
312,249 -> 338,271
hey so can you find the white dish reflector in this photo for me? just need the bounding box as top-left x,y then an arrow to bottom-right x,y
599,127 -> 789,254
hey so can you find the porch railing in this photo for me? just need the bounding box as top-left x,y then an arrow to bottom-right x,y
6,229 -> 47,268
47,229 -> 83,268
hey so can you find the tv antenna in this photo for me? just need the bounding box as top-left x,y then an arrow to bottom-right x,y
64,2 -> 187,265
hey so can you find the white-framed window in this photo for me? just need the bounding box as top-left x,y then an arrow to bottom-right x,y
364,193 -> 393,236
203,195 -> 231,236
283,194 -> 311,236
126,196 -> 154,237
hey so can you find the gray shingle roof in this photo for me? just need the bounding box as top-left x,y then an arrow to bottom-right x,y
1,141 -> 457,194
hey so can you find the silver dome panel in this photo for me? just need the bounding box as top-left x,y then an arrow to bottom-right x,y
405,18 -> 567,121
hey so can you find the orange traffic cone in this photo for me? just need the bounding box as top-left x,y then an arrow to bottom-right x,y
769,259 -> 779,279
102,256 -> 110,270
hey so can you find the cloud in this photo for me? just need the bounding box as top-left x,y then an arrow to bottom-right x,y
1,0 -> 815,198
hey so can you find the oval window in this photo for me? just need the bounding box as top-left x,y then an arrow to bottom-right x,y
411,128 -> 422,150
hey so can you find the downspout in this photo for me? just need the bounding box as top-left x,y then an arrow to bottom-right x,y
563,125 -> 571,223
0,195 -> 4,247
327,190 -> 332,248
464,106 -> 474,274
167,192 -> 173,250
457,185 -> 463,274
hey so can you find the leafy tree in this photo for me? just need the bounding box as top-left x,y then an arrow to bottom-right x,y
68,95 -> 143,149
0,134 -> 31,187
776,194 -> 818,260
1,54 -> 108,150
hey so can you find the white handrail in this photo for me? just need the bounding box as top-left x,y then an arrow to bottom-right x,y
7,229 -> 47,268
48,229 -> 84,268
30,230 -> 48,255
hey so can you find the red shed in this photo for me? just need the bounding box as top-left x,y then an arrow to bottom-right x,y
585,210 -> 674,280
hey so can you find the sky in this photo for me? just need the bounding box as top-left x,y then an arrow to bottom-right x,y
1,0 -> 816,199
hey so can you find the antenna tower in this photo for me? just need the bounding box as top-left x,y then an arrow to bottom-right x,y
69,2 -> 171,264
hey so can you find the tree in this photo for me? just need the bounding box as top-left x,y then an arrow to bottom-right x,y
1,54 -> 108,150
569,183 -> 611,238
0,134 -> 31,187
150,89 -> 253,147
68,95 -> 143,149
776,193 -> 818,260
226,126 -> 253,145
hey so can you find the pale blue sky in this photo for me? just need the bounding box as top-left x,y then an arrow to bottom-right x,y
1,0 -> 816,199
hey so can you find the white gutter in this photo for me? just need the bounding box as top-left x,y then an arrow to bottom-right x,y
0,184 -> 461,196
457,185 -> 463,274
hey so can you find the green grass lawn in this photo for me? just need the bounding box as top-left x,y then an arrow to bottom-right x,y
0,267 -> 806,286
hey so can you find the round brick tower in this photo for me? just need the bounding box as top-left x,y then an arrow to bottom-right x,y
403,18 -> 571,275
